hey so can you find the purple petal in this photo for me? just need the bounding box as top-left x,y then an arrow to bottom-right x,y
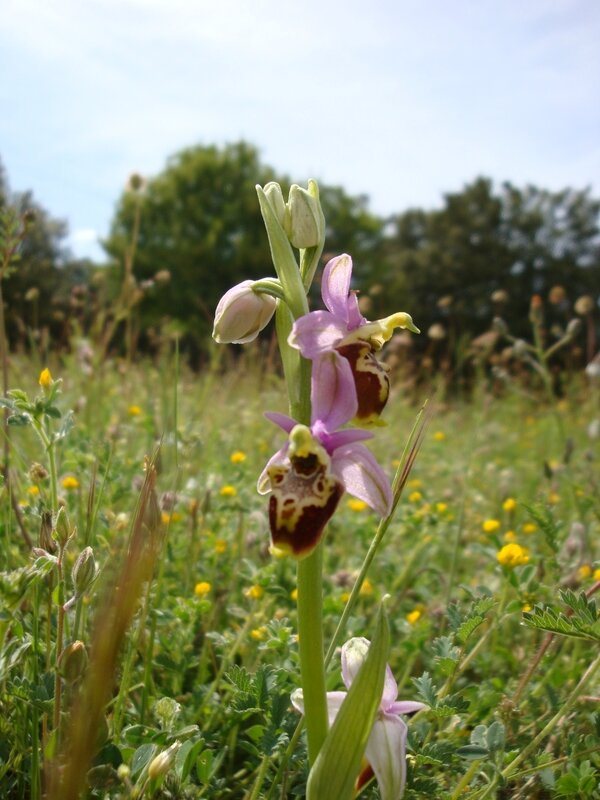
345,291 -> 367,331
341,636 -> 370,689
257,445 -> 288,494
387,700 -> 427,716
288,310 -> 349,357
311,352 -> 357,432
381,664 -> 399,709
325,428 -> 373,450
264,411 -> 296,433
364,713 -> 408,800
331,443 -> 392,517
322,254 -> 353,321
291,689 -> 347,728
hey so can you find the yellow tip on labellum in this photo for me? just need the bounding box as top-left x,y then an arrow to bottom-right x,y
39,368 -> 52,389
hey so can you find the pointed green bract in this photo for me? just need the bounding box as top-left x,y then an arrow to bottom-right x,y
307,602 -> 390,800
256,186 -> 308,321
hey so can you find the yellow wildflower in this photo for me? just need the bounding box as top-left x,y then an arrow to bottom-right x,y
482,519 -> 501,534
214,539 -> 227,554
290,588 -> 298,601
27,485 -> 40,496
230,450 -> 247,464
548,492 -> 560,505
194,581 -> 211,597
62,476 -> 80,490
161,511 -> 181,525
391,458 -> 401,468
219,485 -> 237,497
522,522 -> 537,535
504,530 -> 517,542
497,543 -> 530,568
407,478 -> 422,489
408,491 -> 423,504
593,568 -> 600,581
433,431 -> 446,442
502,498 -> 516,513
435,502 -> 448,513
340,591 -> 351,604
39,368 -> 52,389
128,405 -> 142,416
245,584 -> 264,600
251,627 -> 268,641
406,608 -> 422,625
578,564 -> 592,580
359,579 -> 374,596
522,603 -> 532,613
347,498 -> 368,512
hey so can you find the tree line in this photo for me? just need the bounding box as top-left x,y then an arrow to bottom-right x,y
1,143 -> 599,362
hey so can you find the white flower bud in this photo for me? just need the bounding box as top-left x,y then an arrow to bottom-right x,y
287,184 -> 322,248
148,742 -> 181,780
263,182 -> 288,229
213,280 -> 277,344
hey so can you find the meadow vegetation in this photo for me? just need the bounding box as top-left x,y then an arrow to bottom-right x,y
0,174 -> 599,799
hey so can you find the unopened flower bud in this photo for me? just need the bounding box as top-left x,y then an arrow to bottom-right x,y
574,295 -> 594,316
529,294 -> 544,326
127,173 -> 145,192
287,184 -> 322,248
58,640 -> 88,683
72,546 -> 97,595
512,339 -> 529,359
39,368 -> 53,391
213,280 -> 277,344
54,507 -> 73,548
29,462 -> 49,483
154,269 -> 171,284
491,289 -> 509,304
39,510 -> 56,553
148,742 -> 181,779
263,182 -> 288,229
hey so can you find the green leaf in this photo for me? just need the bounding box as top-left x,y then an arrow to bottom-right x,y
130,743 -> 157,779
456,744 -> 489,760
307,603 -> 390,800
412,672 -> 438,707
486,721 -> 505,752
8,413 -> 31,426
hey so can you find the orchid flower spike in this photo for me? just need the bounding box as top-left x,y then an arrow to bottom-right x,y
289,254 -> 419,424
258,353 -> 392,557
292,637 -> 426,799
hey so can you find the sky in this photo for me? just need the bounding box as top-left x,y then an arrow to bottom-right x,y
1,0 -> 599,262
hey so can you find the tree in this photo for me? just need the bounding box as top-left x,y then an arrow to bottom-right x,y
376,178 -> 600,342
0,161 -> 75,348
103,142 -> 385,351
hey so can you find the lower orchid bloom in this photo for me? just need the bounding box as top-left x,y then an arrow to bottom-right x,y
292,637 -> 426,799
288,253 -> 419,424
258,353 -> 392,557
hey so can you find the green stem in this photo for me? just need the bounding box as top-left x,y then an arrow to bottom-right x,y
296,545 -> 328,764
53,551 -> 65,735
450,759 -> 484,800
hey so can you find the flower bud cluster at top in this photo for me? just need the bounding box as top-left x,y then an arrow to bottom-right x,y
212,181 -> 419,558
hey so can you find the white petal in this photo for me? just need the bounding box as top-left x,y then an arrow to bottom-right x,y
365,713 -> 408,800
